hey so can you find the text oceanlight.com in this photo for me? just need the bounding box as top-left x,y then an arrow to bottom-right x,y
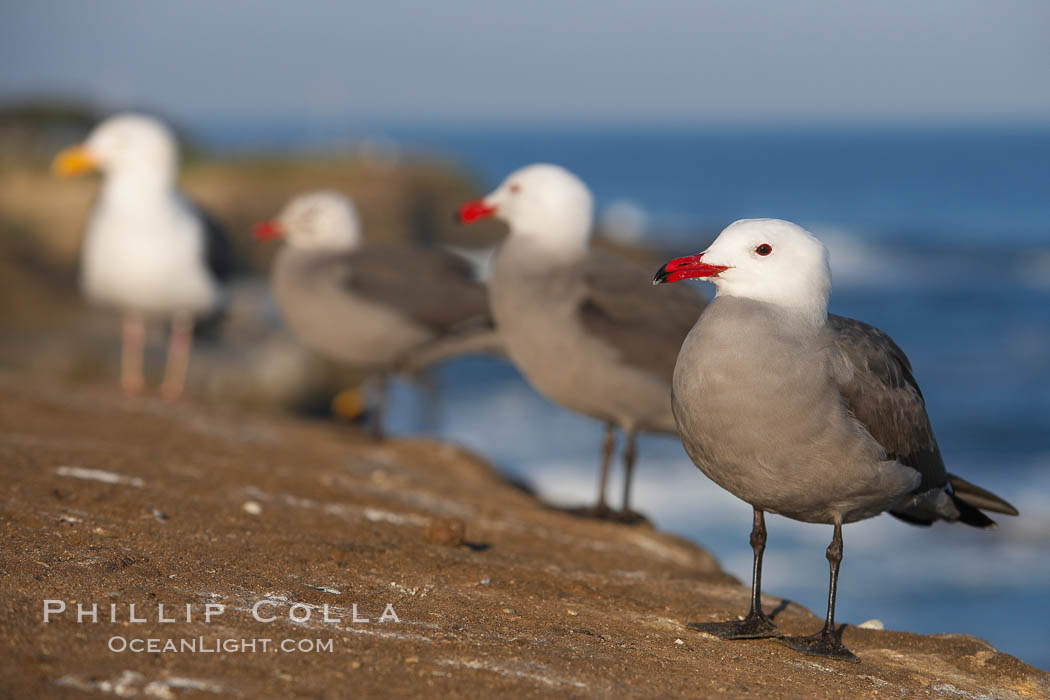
107,637 -> 334,654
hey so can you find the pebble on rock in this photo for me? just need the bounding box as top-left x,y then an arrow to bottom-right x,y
424,517 -> 465,547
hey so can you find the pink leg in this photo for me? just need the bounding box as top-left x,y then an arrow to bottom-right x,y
160,313 -> 194,402
121,312 -> 146,396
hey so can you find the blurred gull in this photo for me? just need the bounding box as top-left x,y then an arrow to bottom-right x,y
255,190 -> 496,437
52,113 -> 235,400
457,164 -> 706,519
655,218 -> 1018,660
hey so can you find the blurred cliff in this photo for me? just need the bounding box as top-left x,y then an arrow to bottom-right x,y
0,99 -> 510,415
0,99 -> 671,419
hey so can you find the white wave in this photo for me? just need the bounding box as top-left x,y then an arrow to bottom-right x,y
514,444 -> 1050,603
810,224 -> 926,289
1015,249 -> 1050,289
400,373 -> 1049,590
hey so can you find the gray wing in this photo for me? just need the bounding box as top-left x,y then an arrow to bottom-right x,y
829,315 -> 1017,526
342,243 -> 490,333
577,250 -> 706,382
827,314 -> 946,493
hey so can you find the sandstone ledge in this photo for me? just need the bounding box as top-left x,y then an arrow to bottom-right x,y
1,373 -> 1046,698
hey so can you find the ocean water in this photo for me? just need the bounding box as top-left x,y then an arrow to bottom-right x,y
207,124 -> 1050,669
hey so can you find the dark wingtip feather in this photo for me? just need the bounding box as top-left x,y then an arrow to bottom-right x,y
948,474 -> 1019,517
952,495 -> 999,530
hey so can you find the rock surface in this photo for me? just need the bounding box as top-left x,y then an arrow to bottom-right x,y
1,373 -> 1047,698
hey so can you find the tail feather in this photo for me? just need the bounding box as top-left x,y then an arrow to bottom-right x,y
948,474 -> 1019,516
950,495 -> 998,529
890,474 -> 1018,529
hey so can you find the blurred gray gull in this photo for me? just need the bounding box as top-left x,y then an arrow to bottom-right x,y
654,218 -> 1017,660
53,113 -> 235,400
458,164 -> 706,519
254,190 -> 494,437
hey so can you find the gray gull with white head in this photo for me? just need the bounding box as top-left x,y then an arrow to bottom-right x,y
654,218 -> 1017,661
458,164 -> 707,519
255,190 -> 493,437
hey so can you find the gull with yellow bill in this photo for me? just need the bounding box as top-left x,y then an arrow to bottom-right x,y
53,113 -> 235,400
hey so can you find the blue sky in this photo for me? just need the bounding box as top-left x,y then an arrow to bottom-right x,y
2,1 -> 1048,125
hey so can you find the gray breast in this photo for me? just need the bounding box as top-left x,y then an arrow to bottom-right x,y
671,297 -> 919,523
488,239 -> 686,433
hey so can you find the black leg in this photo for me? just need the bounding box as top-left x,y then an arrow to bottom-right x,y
779,520 -> 858,661
688,508 -> 781,639
619,427 -> 637,517
415,368 -> 441,431
589,423 -> 616,517
369,373 -> 389,441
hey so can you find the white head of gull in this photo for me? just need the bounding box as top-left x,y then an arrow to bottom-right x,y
459,163 -> 594,254
256,190 -> 363,252
81,114 -> 178,188
666,218 -> 831,325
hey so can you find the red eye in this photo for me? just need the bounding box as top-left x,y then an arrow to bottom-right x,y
509,183 -> 521,194
755,243 -> 772,256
